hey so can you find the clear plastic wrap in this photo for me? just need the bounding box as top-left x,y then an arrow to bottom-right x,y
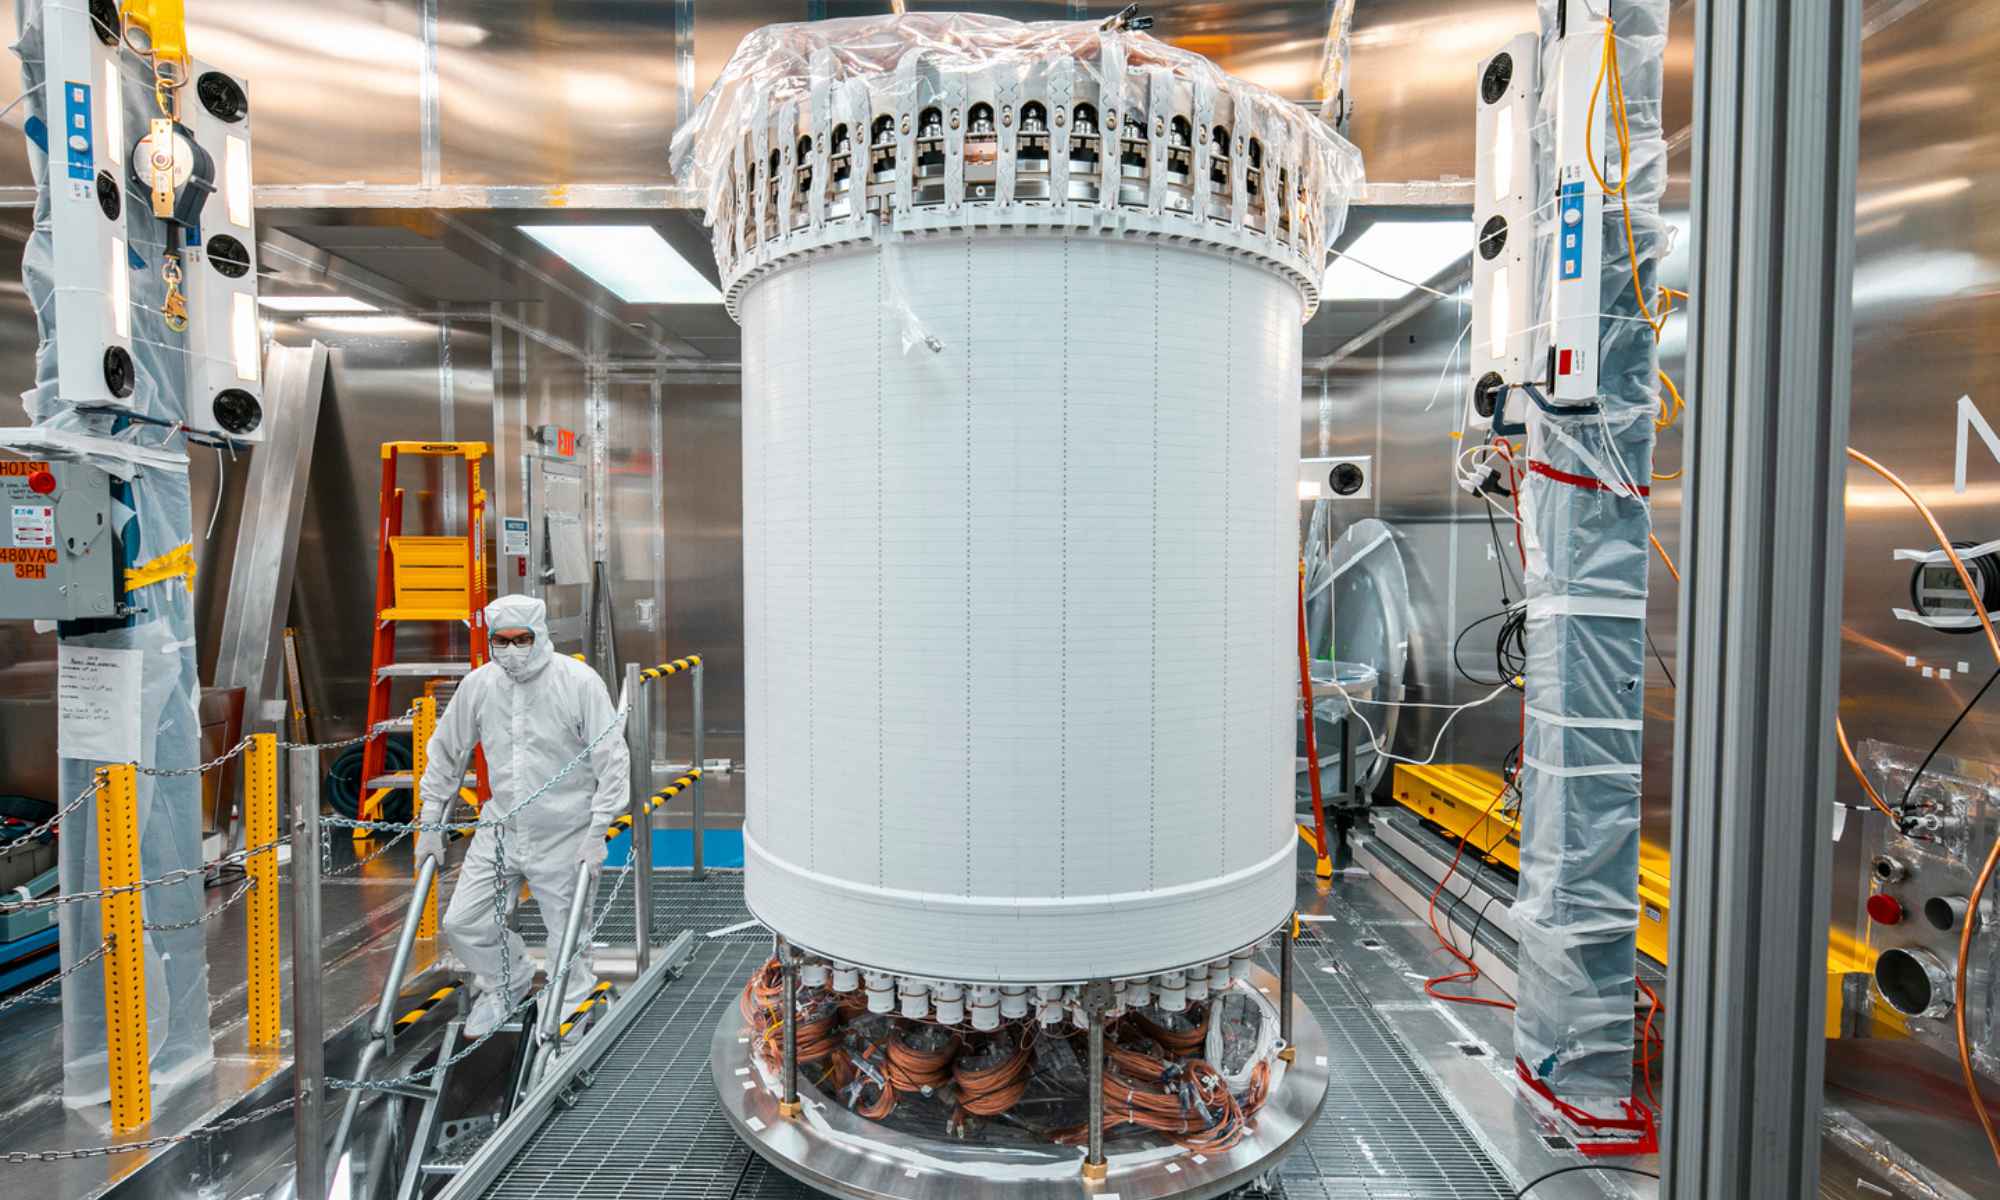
15,0 -> 215,1107
669,12 -> 1364,299
1511,0 -> 1668,1111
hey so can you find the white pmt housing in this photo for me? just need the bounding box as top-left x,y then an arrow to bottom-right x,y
681,12 -> 1362,1004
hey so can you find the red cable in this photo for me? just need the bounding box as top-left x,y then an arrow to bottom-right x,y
1296,562 -> 1331,866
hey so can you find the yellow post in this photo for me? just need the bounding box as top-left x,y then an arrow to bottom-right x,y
412,697 -> 440,938
244,734 -> 282,1049
96,764 -> 152,1133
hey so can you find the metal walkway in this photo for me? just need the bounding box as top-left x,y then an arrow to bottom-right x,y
472,873 -> 1517,1200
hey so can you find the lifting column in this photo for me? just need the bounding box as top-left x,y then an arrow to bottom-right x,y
1663,1 -> 1860,1195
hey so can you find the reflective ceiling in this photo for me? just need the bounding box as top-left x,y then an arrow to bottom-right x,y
0,1 -> 1702,361
0,1 -> 1563,194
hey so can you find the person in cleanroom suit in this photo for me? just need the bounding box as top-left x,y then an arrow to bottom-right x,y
414,595 -> 629,1037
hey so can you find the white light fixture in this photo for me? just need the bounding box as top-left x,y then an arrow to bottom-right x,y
1491,111 -> 1515,203
304,315 -> 435,334
109,236 -> 130,339
225,135 -> 252,229
104,60 -> 124,168
519,224 -> 722,304
1488,265 -> 1511,356
232,292 -> 259,382
258,295 -> 378,313
1322,221 -> 1475,301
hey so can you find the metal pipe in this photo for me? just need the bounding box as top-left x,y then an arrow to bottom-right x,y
288,745 -> 328,1200
624,663 -> 654,968
539,859 -> 599,1046
778,938 -> 801,1117
328,855 -> 441,1176
1279,917 -> 1297,1062
1085,993 -> 1107,1178
691,660 -> 706,880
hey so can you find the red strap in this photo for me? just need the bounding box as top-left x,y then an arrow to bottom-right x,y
1514,1058 -> 1659,1157
1527,459 -> 1651,498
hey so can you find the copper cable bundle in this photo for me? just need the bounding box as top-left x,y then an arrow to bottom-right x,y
883,1026 -> 958,1094
1129,1003 -> 1210,1057
951,1029 -> 1035,1119
739,956 -> 841,1070
742,964 -> 1275,1151
1088,1033 -> 1251,1154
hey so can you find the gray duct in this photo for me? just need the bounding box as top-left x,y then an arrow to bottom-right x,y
16,0 -> 215,1105
1511,0 -> 1668,1111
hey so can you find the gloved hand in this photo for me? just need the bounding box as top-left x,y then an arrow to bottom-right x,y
576,831 -> 608,874
414,828 -> 446,867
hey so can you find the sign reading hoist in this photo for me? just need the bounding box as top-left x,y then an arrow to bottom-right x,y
0,459 -> 119,620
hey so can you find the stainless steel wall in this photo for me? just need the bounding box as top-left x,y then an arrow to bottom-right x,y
1317,0 -> 2000,956
0,0 -> 1987,921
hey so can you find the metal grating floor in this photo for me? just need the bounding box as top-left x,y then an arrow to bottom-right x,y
475,874 -> 1514,1200
1276,951 -> 1515,1199
516,869 -> 765,945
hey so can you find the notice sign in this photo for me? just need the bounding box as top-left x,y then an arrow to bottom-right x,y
11,503 -> 53,547
502,516 -> 530,557
58,645 -> 143,763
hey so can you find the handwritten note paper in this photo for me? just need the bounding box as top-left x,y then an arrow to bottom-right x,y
58,645 -> 142,763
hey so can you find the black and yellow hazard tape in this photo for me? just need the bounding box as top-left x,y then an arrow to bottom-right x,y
639,655 -> 703,681
602,768 -> 705,841
557,981 -> 616,1038
394,981 -> 464,1031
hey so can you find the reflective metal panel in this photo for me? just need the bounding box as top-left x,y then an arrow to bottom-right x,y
1834,0 -> 2000,947
1344,0 -> 1536,189
190,0 -> 427,185
436,2 -> 683,185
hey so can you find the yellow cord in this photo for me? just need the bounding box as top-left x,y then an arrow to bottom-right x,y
1584,16 -> 1688,473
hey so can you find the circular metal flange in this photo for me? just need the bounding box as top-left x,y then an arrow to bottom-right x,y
711,964 -> 1327,1200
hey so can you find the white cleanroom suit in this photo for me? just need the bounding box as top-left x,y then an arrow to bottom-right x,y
415,595 -> 629,1037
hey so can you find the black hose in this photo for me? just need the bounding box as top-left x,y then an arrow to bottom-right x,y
322,737 -> 413,823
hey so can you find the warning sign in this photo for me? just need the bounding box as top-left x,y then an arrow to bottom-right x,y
10,504 -> 53,548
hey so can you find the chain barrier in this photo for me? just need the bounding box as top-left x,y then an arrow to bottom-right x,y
329,862 -> 632,1095
91,709 -> 407,785
0,837 -> 288,917
0,778 -> 96,860
0,938 -> 113,1017
324,829 -> 413,878
0,1099 -> 296,1164
143,877 -> 257,933
321,698 -> 629,838
0,712 -> 413,916
134,734 -> 259,780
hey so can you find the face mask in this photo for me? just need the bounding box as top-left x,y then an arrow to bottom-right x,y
491,642 -> 534,680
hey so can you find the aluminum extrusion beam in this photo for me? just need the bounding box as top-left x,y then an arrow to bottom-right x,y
1663,1 -> 1860,1195
290,746 -> 329,1200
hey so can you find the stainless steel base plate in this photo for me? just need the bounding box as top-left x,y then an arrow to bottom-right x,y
712,965 -> 1328,1200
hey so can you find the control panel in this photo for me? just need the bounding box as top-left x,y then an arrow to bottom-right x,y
0,458 -> 120,620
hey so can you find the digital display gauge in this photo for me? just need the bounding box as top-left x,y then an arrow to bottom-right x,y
1909,543 -> 2000,633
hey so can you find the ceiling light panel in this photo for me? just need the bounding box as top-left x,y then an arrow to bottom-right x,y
1322,221 -> 1475,301
519,224 -> 722,304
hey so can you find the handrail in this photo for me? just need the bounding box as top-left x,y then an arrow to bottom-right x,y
327,853 -> 442,1180
535,859 -> 599,1052
638,655 -> 701,681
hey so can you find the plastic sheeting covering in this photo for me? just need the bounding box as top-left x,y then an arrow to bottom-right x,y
667,10 -> 1363,238
14,0 -> 214,1105
1511,0 -> 1667,1108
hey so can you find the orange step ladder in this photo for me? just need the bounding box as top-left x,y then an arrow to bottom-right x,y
358,441 -> 492,827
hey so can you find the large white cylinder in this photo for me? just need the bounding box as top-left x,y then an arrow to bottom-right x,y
740,231 -> 1304,983
673,12 -> 1365,991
